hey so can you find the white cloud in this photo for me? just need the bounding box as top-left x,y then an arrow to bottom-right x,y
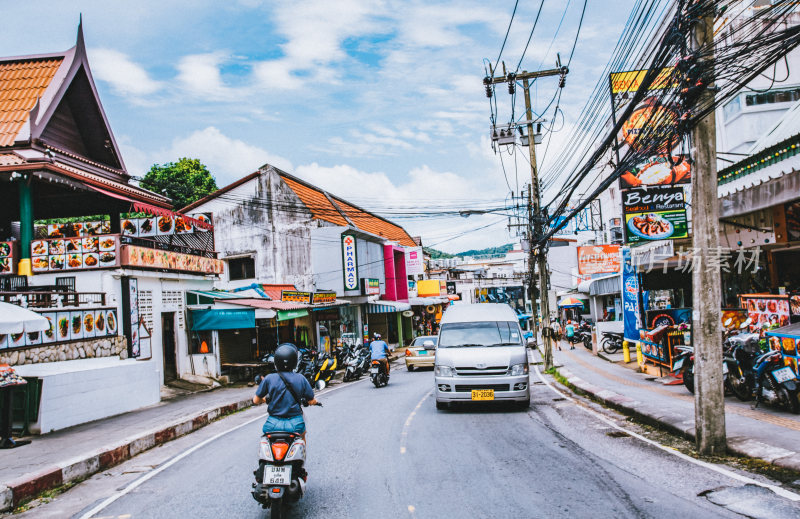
88,48 -> 163,98
162,127 -> 293,185
293,162 -> 512,252
176,53 -> 247,101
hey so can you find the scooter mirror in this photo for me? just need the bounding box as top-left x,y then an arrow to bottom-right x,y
315,380 -> 326,391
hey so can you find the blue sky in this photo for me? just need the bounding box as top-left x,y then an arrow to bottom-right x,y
2,0 -> 633,252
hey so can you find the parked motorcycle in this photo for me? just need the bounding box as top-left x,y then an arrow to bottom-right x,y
342,346 -> 361,382
370,359 -> 389,387
601,332 -> 624,354
723,319 -> 760,401
752,349 -> 800,413
579,322 -> 593,351
313,352 -> 337,389
251,376 -> 322,518
356,345 -> 371,378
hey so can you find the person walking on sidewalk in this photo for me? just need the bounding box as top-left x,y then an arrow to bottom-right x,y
565,320 -> 576,350
552,319 -> 563,351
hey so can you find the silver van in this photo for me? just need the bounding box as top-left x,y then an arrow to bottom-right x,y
434,303 -> 530,410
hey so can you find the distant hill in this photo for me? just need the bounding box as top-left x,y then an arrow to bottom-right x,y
425,243 -> 513,259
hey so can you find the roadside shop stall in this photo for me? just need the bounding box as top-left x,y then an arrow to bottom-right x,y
766,323 -> 800,379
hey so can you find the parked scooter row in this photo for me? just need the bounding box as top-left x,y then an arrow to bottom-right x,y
671,318 -> 800,414
262,346 -> 338,391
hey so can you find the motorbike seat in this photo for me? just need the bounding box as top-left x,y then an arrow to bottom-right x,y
603,332 -> 623,339
263,432 -> 300,442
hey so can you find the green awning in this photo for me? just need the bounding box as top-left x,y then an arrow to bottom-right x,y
277,309 -> 309,321
190,309 -> 255,331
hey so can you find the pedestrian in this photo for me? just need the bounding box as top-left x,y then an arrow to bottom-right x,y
551,319 -> 562,351
565,320 -> 576,349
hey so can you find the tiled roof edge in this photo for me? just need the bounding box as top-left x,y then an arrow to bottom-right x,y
718,132 -> 800,185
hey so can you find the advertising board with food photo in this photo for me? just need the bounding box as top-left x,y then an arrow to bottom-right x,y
82,310 -> 96,338
31,235 -> 118,272
56,311 -> 71,341
70,310 -> 84,340
138,217 -> 157,237
0,241 -> 15,274
622,186 -> 688,243
741,294 -> 792,330
620,156 -> 691,188
42,313 -> 56,344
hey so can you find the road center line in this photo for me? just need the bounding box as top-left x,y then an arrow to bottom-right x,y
78,377 -> 368,518
530,351 -> 800,502
400,390 -> 432,454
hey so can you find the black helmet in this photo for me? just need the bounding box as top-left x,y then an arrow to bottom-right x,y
274,343 -> 299,372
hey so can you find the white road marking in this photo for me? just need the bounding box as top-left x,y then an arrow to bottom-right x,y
530,351 -> 800,502
79,376 -> 369,518
400,390 -> 432,454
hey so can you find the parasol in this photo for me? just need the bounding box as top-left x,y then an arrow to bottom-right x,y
0,302 -> 50,334
558,297 -> 585,308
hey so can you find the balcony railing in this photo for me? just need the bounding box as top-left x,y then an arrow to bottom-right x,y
0,290 -> 106,309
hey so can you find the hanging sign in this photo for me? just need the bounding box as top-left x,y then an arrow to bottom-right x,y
405,246 -> 424,276
621,247 -> 642,342
281,290 -> 312,304
577,245 -> 621,275
361,278 -> 380,295
312,292 -> 337,304
341,233 -> 359,291
622,186 -> 688,243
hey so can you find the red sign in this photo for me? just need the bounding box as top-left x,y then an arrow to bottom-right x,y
577,245 -> 621,275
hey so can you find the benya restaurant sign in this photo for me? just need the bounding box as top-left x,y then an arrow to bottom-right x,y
341,233 -> 359,291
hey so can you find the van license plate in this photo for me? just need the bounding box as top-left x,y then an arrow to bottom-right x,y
471,389 -> 494,401
264,465 -> 291,485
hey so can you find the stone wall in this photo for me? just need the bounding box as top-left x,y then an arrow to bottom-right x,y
0,336 -> 128,366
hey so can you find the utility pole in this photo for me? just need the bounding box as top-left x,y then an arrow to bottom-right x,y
691,12 -> 726,455
486,66 -> 565,370
527,184 -> 539,343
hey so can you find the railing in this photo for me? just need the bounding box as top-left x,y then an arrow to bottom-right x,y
0,291 -> 106,309
120,235 -> 217,258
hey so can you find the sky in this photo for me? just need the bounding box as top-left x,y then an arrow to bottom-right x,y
2,0 -> 634,252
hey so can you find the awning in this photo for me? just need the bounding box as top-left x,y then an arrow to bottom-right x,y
408,296 -> 449,306
190,308 -> 255,331
277,309 -> 309,321
368,300 -> 412,313
577,275 -> 621,297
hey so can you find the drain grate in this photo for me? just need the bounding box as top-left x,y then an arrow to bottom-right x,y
606,430 -> 630,438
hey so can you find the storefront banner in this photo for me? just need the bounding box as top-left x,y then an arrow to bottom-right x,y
405,246 -> 424,276
312,292 -> 337,304
417,279 -> 445,298
361,278 -> 380,295
577,245 -> 621,275
621,247 -> 641,342
281,290 -> 312,304
120,245 -> 223,274
191,308 -> 255,330
277,309 -> 309,322
622,186 -> 688,243
341,233 -> 359,291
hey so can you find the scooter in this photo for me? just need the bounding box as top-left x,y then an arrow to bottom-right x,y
752,349 -> 800,413
601,332 -> 624,354
356,345 -> 371,378
251,377 -> 322,519
370,359 -> 389,387
579,323 -> 593,351
723,319 -> 760,401
672,344 -> 731,394
342,347 -> 361,382
314,352 -> 337,389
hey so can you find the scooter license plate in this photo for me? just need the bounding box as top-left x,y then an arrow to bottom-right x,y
264,465 -> 292,485
673,358 -> 684,372
371,367 -> 379,374
471,389 -> 494,401
773,366 -> 796,383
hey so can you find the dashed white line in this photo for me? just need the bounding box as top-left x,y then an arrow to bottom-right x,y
400,390 -> 432,455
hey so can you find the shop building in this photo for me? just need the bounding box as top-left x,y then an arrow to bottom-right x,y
0,27 -> 222,432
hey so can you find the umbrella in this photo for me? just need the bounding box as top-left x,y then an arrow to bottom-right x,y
558,297 -> 585,308
0,302 -> 50,334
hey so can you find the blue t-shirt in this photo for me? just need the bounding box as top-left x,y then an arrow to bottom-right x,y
565,324 -> 576,337
370,340 -> 390,360
256,372 -> 314,418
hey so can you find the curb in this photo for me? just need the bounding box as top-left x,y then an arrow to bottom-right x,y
0,397 -> 253,512
554,367 -> 800,474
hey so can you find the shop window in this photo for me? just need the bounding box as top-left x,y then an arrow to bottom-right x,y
744,87 -> 800,107
228,256 -> 255,280
191,330 -> 213,354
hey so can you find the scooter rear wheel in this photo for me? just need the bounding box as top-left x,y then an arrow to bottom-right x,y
683,369 -> 695,394
270,497 -> 283,519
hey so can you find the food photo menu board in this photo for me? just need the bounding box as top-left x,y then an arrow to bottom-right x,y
31,235 -> 118,272
740,294 -> 795,330
0,308 -> 118,350
120,213 -> 211,238
0,240 -> 16,275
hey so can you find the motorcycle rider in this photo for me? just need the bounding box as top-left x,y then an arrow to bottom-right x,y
253,343 -> 319,439
370,333 -> 392,376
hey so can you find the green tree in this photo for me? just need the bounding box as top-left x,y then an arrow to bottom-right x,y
140,158 -> 218,209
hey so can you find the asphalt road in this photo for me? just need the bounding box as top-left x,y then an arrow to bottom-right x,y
13,359 -> 800,519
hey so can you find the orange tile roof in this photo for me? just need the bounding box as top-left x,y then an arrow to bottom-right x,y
332,197 -> 417,246
0,153 -> 24,166
278,172 -> 416,247
261,284 -> 297,301
0,58 -> 63,146
280,175 -> 348,226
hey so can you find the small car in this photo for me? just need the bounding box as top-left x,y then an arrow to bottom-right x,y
404,335 -> 438,371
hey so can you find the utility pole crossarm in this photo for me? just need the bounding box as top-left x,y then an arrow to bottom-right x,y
486,67 -> 567,85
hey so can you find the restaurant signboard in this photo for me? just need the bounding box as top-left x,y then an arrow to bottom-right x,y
120,245 -> 223,274
282,291 -> 312,304
622,186 -> 688,243
577,245 -> 621,275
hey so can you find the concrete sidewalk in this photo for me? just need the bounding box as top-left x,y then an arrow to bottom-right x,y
548,345 -> 800,472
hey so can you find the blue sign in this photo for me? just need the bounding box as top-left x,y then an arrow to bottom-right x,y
621,247 -> 641,342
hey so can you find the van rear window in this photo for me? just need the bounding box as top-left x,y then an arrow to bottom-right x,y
438,321 -> 520,348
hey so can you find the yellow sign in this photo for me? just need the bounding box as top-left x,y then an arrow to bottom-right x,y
610,68 -> 676,94
417,279 -> 445,298
281,290 -> 312,304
